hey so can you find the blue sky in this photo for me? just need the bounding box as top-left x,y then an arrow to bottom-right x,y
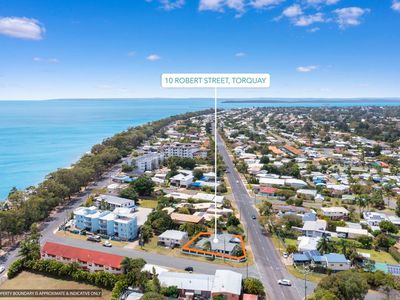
0,0 -> 399,100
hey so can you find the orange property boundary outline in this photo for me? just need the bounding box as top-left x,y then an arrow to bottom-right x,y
181,232 -> 247,262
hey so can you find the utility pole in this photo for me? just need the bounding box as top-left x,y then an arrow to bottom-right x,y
300,264 -> 311,300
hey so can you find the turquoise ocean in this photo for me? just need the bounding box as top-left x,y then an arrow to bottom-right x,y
1,98 -> 399,200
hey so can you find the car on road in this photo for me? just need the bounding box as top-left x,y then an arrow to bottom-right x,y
184,266 -> 194,273
236,180 -> 239,184
283,252 -> 289,258
87,235 -> 101,242
103,241 -> 112,247
0,265 -> 5,273
251,215 -> 257,220
278,279 -> 292,286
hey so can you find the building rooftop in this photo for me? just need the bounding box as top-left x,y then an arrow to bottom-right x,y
41,242 -> 124,269
212,270 -> 242,295
159,230 -> 187,240
159,272 -> 214,292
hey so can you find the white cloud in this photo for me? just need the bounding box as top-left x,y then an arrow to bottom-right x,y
305,0 -> 340,6
307,27 -> 320,32
235,52 -> 246,57
199,0 -> 224,11
297,65 -> 318,72
160,0 -> 185,10
392,1 -> 400,12
226,0 -> 246,12
0,17 -> 45,40
334,7 -> 370,28
282,4 -> 303,17
294,13 -> 324,26
146,54 -> 161,61
33,57 -> 59,63
250,0 -> 284,9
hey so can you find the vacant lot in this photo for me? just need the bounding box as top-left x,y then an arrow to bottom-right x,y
0,272 -> 112,300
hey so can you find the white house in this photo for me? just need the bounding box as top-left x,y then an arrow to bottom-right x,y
170,173 -> 194,188
320,207 -> 349,220
95,194 -> 136,211
302,220 -> 327,237
323,253 -> 351,271
158,230 -> 189,248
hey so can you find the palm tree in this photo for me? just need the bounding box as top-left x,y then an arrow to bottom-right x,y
339,239 -> 348,256
317,236 -> 335,255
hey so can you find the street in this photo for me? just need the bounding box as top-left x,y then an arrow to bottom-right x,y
217,133 -> 315,300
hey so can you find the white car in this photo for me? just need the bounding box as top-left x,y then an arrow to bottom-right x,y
0,265 -> 5,273
278,279 -> 292,286
283,252 -> 289,258
103,241 -> 112,247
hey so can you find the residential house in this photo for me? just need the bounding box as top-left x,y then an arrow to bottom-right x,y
170,173 -> 194,188
158,230 -> 189,248
211,270 -> 242,300
320,207 -> 349,220
95,194 -> 136,211
302,220 -> 327,237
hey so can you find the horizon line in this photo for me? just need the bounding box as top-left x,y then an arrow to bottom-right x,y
1,97 -> 400,102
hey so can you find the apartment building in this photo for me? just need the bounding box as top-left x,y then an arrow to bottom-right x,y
74,206 -> 138,241
162,143 -> 200,158
134,152 -> 164,172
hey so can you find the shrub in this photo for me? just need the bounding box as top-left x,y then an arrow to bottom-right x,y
7,259 -> 24,279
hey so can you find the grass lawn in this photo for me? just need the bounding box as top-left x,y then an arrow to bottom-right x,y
137,236 -> 254,268
285,238 -> 297,248
356,248 -> 398,264
287,265 -> 326,284
138,199 -> 158,209
0,271 -> 111,300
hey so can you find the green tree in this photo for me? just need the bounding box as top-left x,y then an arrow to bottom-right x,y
258,201 -> 272,216
120,257 -> 146,274
317,236 -> 335,255
243,277 -> 265,296
379,220 -> 398,234
133,176 -> 155,196
160,286 -> 179,298
119,186 -> 138,201
18,223 -> 41,262
316,270 -> 368,300
227,215 -> 240,227
193,169 -> 204,180
357,236 -> 373,249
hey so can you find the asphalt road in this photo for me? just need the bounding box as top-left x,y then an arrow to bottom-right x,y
217,133 -> 315,300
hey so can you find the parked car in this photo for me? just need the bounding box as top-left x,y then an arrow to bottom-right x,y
283,252 -> 289,258
87,235 -> 101,242
103,241 -> 112,247
278,279 -> 292,286
184,266 -> 194,273
0,265 -> 5,273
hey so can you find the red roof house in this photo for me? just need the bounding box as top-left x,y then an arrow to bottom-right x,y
41,242 -> 124,273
